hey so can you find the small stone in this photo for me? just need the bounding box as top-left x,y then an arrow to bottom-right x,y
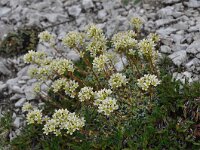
184,0 -> 200,8
157,27 -> 177,36
0,7 -> 11,17
97,10 -> 107,21
114,57 -> 128,72
160,45 -> 172,54
10,94 -> 26,101
82,0 -> 94,9
15,98 -> 26,107
157,6 -> 174,19
196,53 -> 200,59
155,19 -> 174,28
0,83 -> 7,93
24,85 -> 37,100
67,50 -> 80,61
13,117 -> 21,128
12,86 -> 24,94
163,0 -> 181,4
185,58 -> 200,71
68,5 -> 82,17
186,40 -> 200,54
173,22 -> 189,30
168,50 -> 187,66
0,62 -> 11,76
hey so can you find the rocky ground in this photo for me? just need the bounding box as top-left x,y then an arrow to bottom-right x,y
0,0 -> 200,141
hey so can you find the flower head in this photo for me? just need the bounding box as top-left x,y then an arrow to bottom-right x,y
26,109 -> 43,124
78,87 -> 94,102
109,73 -> 128,89
62,31 -> 84,48
38,31 -> 54,43
22,102 -> 33,112
137,74 -> 161,91
92,54 -> 109,72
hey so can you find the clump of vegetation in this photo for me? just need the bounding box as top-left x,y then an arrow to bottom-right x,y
10,18 -> 200,149
0,26 -> 41,57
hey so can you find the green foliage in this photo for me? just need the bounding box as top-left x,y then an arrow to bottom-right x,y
0,112 -> 12,149
11,70 -> 200,149
0,26 -> 41,57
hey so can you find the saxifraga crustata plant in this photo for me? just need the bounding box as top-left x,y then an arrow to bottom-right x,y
22,17 -> 161,143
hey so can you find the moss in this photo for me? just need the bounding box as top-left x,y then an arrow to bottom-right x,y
0,26 -> 42,58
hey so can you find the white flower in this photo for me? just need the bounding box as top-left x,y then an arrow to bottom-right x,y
92,54 -> 109,72
22,102 -> 33,112
78,87 -> 94,102
50,59 -> 75,75
97,97 -> 119,116
26,109 -> 42,124
64,80 -> 79,98
43,109 -> 85,136
24,50 -> 46,64
109,73 -> 128,89
137,74 -> 160,91
51,78 -> 67,93
62,31 -> 84,48
38,31 -> 54,43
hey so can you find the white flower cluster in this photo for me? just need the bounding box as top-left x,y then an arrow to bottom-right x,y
26,109 -> 43,125
52,79 -> 79,98
43,109 -> 85,136
22,102 -> 33,112
28,66 -> 52,81
109,73 -> 128,89
131,17 -> 143,32
137,74 -> 161,91
50,59 -> 75,75
86,25 -> 107,57
92,54 -> 109,72
62,31 -> 84,48
24,50 -> 46,64
38,31 -> 54,43
112,31 -> 137,52
78,87 -> 94,102
94,89 -> 118,116
138,39 -> 155,56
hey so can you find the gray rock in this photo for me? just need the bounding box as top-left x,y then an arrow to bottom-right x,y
13,117 -> 21,128
188,24 -> 200,32
196,53 -> 200,59
97,10 -> 108,22
114,57 -> 128,72
157,27 -> 177,36
0,7 -> 11,17
67,50 -> 80,61
160,45 -> 172,54
186,40 -> 200,54
0,62 -> 11,76
12,86 -> 24,94
157,6 -> 174,19
172,44 -> 188,52
185,58 -> 200,71
68,5 -> 82,17
24,85 -> 37,100
0,82 -> 7,93
168,50 -> 187,66
15,98 -> 26,107
6,78 -> 19,92
82,0 -> 94,9
184,0 -> 200,8
10,94 -> 25,101
173,22 -> 189,30
155,19 -> 175,28
171,34 -> 184,44
163,0 -> 181,4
